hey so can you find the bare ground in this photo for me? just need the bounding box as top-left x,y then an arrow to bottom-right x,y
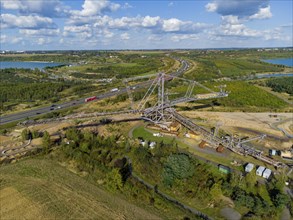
181,111 -> 293,150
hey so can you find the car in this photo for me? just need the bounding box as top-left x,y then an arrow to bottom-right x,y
50,107 -> 54,110
57,106 -> 61,109
1,150 -> 6,154
72,102 -> 76,105
51,104 -> 56,107
36,112 -> 41,114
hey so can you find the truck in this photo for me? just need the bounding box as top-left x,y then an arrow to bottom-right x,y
85,96 -> 97,102
110,88 -> 119,92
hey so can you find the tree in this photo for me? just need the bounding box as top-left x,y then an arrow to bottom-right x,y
105,168 -> 123,192
21,128 -> 31,140
210,183 -> 222,200
42,131 -> 51,154
245,172 -> 257,192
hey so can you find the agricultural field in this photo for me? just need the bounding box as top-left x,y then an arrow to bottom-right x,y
0,158 -> 165,220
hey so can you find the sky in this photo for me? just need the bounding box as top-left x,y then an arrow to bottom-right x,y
1,0 -> 292,50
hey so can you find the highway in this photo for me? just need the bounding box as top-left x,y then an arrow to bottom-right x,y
0,59 -> 189,125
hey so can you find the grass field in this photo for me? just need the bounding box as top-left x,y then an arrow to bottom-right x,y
0,158 -> 163,220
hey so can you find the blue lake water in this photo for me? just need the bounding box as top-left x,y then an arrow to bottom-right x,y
0,61 -> 63,69
263,58 -> 293,67
256,73 -> 293,79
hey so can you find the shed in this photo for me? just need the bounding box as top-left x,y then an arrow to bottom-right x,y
262,168 -> 272,179
245,163 -> 254,173
256,166 -> 265,176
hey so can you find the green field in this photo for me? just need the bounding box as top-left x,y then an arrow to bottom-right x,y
169,80 -> 289,111
0,158 -> 165,220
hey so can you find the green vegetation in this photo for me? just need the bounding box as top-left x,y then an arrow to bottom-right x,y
0,158 -> 167,220
266,77 -> 293,95
44,128 -> 290,219
181,49 -> 291,81
216,81 -> 288,110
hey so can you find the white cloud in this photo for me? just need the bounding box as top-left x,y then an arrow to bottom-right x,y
20,29 -> 60,36
162,18 -> 182,32
1,0 -> 68,17
171,34 -> 199,42
168,2 -> 174,7
249,6 -> 272,20
1,14 -> 56,29
36,37 -> 52,45
122,3 -> 132,9
121,33 -> 130,40
148,35 -> 162,41
142,16 -> 160,28
72,0 -> 120,17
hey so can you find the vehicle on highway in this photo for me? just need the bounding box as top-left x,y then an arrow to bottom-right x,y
85,96 -> 97,102
110,88 -> 119,92
50,107 -> 54,110
1,150 -> 6,154
57,106 -> 62,109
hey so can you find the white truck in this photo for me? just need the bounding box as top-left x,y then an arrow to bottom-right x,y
110,88 -> 119,92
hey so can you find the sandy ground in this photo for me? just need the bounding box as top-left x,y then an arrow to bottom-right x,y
182,111 -> 293,150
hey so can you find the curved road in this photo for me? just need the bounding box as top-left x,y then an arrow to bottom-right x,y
0,59 -> 189,125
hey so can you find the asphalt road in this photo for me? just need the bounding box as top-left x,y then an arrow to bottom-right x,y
0,59 -> 189,125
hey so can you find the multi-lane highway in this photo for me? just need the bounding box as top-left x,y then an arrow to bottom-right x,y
0,59 -> 189,125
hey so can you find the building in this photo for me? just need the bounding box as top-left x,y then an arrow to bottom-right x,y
262,168 -> 272,179
256,166 -> 266,176
245,163 -> 254,173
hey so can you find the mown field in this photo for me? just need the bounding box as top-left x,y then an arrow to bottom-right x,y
0,158 -> 164,220
168,80 -> 290,111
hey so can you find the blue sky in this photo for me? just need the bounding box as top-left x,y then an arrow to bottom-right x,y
1,0 -> 292,50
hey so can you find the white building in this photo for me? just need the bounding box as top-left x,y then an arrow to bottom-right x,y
256,166 -> 266,176
262,169 -> 272,179
245,163 -> 254,173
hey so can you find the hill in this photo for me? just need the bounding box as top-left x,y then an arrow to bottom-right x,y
0,158 -> 162,220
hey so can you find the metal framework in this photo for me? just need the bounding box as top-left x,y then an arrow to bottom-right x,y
20,59 -> 285,168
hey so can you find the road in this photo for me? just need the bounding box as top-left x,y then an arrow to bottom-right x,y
0,59 -> 189,125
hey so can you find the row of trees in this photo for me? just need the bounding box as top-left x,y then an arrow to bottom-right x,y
266,77 -> 293,95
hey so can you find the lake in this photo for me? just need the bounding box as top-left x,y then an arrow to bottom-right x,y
263,58 -> 293,67
0,61 -> 63,69
256,73 -> 293,79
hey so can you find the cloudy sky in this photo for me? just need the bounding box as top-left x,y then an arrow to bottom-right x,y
1,0 -> 292,50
